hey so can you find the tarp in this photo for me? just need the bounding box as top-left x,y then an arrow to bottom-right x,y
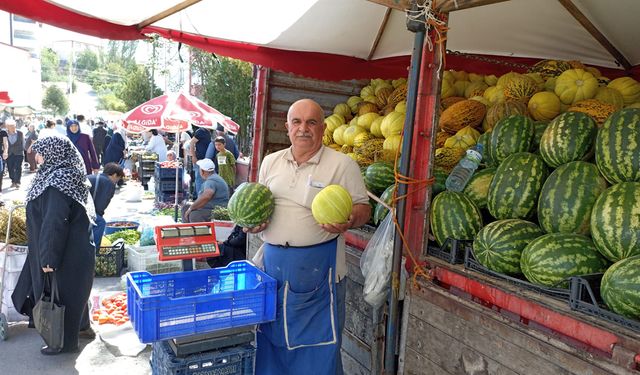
2,0 -> 639,80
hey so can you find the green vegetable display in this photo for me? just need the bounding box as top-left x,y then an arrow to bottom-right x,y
211,206 -> 230,221
105,230 -> 141,245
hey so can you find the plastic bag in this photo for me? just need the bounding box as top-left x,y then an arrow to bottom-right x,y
138,215 -> 175,246
360,213 -> 395,308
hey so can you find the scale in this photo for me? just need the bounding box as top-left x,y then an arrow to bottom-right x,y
154,222 -> 221,262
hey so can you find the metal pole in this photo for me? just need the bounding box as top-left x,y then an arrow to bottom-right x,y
175,130 -> 180,223
383,9 -> 426,374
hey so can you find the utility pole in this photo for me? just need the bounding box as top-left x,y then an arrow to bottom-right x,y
68,40 -> 74,97
150,39 -> 156,100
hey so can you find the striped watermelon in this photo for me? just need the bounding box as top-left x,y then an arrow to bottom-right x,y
595,108 -> 640,184
489,114 -> 534,164
432,168 -> 448,197
227,182 -> 275,228
537,161 -> 608,235
430,191 -> 483,247
311,185 -> 353,224
473,219 -> 543,275
373,184 -> 395,225
531,121 -> 549,152
463,167 -> 496,209
477,132 -> 496,168
590,182 -> 640,262
365,162 -> 395,195
487,152 -> 549,220
520,233 -> 609,287
601,255 -> 640,319
539,111 -> 597,168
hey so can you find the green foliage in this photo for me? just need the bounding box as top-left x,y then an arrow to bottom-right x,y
40,47 -> 61,82
75,49 -> 99,75
117,65 -> 162,110
42,85 -> 69,115
97,92 -> 127,112
190,49 -> 253,153
105,41 -> 138,68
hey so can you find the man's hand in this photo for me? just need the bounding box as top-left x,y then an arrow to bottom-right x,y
320,215 -> 354,234
42,266 -> 54,273
243,221 -> 269,234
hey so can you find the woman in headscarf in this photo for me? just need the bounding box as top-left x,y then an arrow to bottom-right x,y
102,125 -> 126,166
12,136 -> 96,355
67,120 -> 100,175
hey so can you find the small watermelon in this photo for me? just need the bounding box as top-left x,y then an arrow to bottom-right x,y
463,167 -> 496,209
595,108 -> 640,184
601,255 -> 640,319
432,169 -> 448,196
489,114 -> 534,164
365,162 -> 395,195
539,111 -> 597,168
373,184 -> 395,225
520,233 -> 609,287
227,182 -> 275,228
477,132 -> 496,168
473,219 -> 543,275
531,121 -> 549,152
590,182 -> 640,262
430,191 -> 483,247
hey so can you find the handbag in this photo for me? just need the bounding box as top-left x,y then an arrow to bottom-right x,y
33,273 -> 65,349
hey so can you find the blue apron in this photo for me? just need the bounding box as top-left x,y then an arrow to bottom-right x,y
256,238 -> 343,375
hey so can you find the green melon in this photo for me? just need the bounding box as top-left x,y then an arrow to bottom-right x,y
537,161 -> 608,235
364,162 -> 395,195
473,219 -> 543,275
520,233 -> 609,287
432,169 -> 448,196
430,191 -> 483,247
463,168 -> 496,209
227,182 -> 275,228
539,111 -> 597,168
601,255 -> 640,319
487,152 -> 549,220
590,182 -> 640,262
311,184 -> 353,224
489,114 -> 534,164
531,121 -> 549,152
373,184 -> 395,225
595,108 -> 640,184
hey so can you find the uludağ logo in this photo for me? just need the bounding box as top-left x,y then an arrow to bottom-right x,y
141,104 -> 163,115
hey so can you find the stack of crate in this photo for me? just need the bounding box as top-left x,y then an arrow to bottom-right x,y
154,162 -> 185,203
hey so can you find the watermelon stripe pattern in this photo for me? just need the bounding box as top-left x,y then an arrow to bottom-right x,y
590,182 -> 640,262
463,167 -> 496,209
365,162 -> 395,195
227,182 -> 275,228
601,255 -> 640,319
311,185 -> 353,224
488,152 -> 549,220
489,114 -> 534,164
473,219 -> 543,275
537,161 -> 608,235
595,108 -> 640,184
520,233 -> 609,287
539,111 -> 597,168
373,184 -> 395,225
430,191 -> 483,246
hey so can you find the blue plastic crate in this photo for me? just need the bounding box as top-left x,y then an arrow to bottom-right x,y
151,341 -> 255,375
155,191 -> 186,203
155,162 -> 184,179
155,180 -> 185,193
127,261 -> 276,343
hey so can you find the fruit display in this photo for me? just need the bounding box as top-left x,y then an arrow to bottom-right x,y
227,182 -> 275,228
594,108 -> 640,184
0,206 -> 27,245
429,191 -> 483,247
601,256 -> 640,319
488,114 -> 534,164
462,167 -> 496,209
92,292 -> 129,326
538,112 -> 597,168
311,185 -> 353,224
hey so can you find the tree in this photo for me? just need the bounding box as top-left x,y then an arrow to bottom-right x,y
75,49 -> 99,78
42,85 -> 69,115
105,40 -> 138,68
118,65 -> 162,110
41,47 -> 61,82
97,92 -> 127,112
190,50 -> 253,153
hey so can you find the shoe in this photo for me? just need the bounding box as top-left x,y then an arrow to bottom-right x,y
79,328 -> 96,340
40,345 -> 79,355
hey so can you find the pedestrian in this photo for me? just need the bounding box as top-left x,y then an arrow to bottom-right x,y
248,99 -> 370,375
67,120 -> 100,175
205,123 -> 239,173
181,158 -> 229,223
0,122 -> 7,190
24,124 -> 38,172
103,126 -> 126,166
189,127 -> 211,199
88,162 -> 124,250
54,118 -> 66,137
76,114 -> 92,137
5,119 -> 25,188
92,121 -> 107,164
39,119 -> 59,138
213,136 -> 236,193
12,136 -> 96,355
145,129 -> 168,162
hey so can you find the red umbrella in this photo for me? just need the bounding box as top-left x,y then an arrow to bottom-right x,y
121,92 -> 240,133
0,91 -> 12,104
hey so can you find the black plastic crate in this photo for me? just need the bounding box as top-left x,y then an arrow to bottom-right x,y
95,240 -> 125,277
151,341 -> 255,375
168,326 -> 256,357
426,238 -> 471,264
463,246 -> 571,301
155,162 -> 184,180
569,274 -> 640,333
156,191 -> 186,204
156,180 -> 185,193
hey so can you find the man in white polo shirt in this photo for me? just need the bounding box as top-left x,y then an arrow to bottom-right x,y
248,98 -> 370,375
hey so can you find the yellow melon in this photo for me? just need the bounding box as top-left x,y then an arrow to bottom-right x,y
607,77 -> 640,105
554,69 -> 598,105
380,111 -> 405,139
528,92 -> 561,121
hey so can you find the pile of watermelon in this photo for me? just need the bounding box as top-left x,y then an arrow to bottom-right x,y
428,107 -> 640,321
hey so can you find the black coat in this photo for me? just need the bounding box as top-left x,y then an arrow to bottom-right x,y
207,225 -> 247,268
103,132 -> 125,165
12,187 -> 95,350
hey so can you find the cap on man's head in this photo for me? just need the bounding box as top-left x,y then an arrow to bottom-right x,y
4,119 -> 16,126
216,123 -> 225,132
196,158 -> 216,172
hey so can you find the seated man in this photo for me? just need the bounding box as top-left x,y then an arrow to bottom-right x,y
181,158 -> 229,223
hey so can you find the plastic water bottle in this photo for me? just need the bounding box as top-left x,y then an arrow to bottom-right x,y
445,144 -> 484,192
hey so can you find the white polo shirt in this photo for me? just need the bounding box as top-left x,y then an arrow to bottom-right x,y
256,146 -> 369,280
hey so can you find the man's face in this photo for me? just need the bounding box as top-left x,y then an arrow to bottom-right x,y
285,100 -> 325,153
